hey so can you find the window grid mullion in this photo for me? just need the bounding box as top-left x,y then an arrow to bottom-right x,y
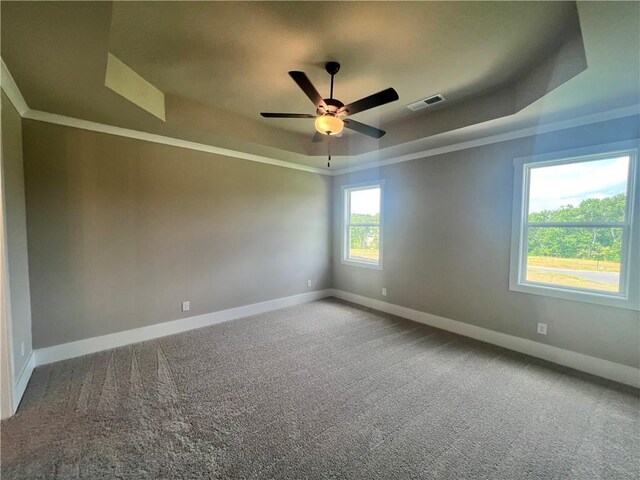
347,223 -> 380,228
525,222 -> 628,228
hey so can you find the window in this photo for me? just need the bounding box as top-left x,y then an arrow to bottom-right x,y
342,181 -> 383,269
510,141 -> 639,310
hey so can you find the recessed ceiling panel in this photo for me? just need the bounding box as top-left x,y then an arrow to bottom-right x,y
1,1 -> 638,170
108,1 -> 580,134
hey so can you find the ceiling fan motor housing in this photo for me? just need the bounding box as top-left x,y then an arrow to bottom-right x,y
318,98 -> 345,116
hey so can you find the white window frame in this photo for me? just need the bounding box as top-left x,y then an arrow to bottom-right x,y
509,140 -> 639,310
342,180 -> 384,270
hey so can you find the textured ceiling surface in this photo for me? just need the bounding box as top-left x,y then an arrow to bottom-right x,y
1,1 -> 639,170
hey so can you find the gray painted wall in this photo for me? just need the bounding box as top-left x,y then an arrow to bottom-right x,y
1,92 -> 33,375
15,111 -> 640,369
22,120 -> 332,348
332,116 -> 640,368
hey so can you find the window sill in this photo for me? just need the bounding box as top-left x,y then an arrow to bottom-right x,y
341,259 -> 383,270
509,280 -> 639,311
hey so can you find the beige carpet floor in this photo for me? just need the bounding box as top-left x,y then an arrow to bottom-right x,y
1,298 -> 638,479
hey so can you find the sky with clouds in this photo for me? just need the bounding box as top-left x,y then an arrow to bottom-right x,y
528,156 -> 630,213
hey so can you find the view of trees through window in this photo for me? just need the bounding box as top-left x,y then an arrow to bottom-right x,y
524,155 -> 630,293
346,186 -> 381,264
349,213 -> 380,261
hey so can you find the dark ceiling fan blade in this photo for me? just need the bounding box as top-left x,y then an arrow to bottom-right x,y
343,119 -> 386,138
289,71 -> 327,109
341,87 -> 399,116
260,113 -> 316,118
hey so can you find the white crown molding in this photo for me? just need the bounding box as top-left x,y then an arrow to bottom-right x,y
1,57 -> 328,176
23,105 -> 640,177
330,104 -> 640,176
35,289 -> 333,366
12,350 -> 35,412
1,59 -> 29,116
23,110 -> 329,176
331,289 -> 640,388
3,57 -> 640,179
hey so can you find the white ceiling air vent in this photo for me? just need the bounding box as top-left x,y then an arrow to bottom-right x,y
407,94 -> 446,112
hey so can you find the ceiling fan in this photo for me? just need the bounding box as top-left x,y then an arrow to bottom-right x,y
261,62 -> 399,146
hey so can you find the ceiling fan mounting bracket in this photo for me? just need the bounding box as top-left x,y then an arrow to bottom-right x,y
325,61 -> 340,76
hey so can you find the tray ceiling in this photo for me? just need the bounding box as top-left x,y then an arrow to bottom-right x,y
1,1 -> 638,171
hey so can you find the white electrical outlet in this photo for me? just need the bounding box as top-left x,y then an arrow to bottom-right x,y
537,322 -> 547,335
21,342 -> 25,356
307,280 -> 312,288
182,301 -> 190,312
382,288 -> 387,296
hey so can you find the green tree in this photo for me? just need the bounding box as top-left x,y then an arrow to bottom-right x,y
349,213 -> 380,250
528,193 -> 626,262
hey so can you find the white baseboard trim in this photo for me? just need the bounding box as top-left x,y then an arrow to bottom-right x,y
331,289 -> 640,388
12,351 -> 35,411
25,288 -> 640,387
35,289 -> 333,366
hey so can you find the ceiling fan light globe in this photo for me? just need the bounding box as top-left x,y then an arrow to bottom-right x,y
315,115 -> 344,136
